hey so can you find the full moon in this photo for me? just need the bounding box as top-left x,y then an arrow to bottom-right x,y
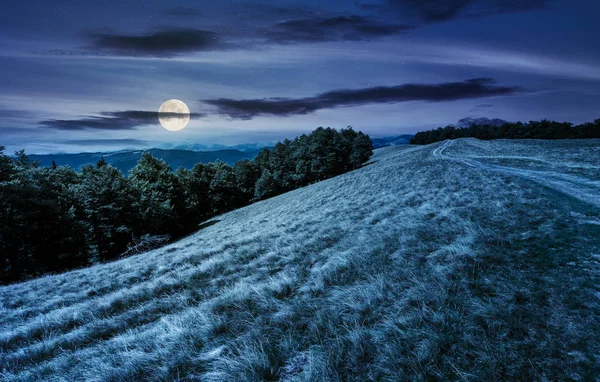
158,99 -> 190,131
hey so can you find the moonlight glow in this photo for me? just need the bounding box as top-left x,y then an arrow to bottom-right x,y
158,99 -> 190,131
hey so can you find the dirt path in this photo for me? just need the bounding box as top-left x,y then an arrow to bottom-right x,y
433,140 -> 600,208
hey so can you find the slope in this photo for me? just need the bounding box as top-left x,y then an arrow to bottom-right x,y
1,139 -> 599,381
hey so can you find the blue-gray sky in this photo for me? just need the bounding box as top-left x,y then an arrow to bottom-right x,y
0,0 -> 598,153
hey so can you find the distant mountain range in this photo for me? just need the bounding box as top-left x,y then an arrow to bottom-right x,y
156,142 -> 275,152
372,134 -> 414,149
27,134 -> 413,173
29,148 -> 261,174
160,135 -> 415,152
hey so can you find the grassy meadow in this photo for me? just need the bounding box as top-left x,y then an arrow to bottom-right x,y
1,139 -> 599,381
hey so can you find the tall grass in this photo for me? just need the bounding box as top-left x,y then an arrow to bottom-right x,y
1,139 -> 599,380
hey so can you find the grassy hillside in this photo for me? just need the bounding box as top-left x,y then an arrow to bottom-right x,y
1,139 -> 599,380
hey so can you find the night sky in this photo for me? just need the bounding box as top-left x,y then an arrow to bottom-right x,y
1,0 -> 598,153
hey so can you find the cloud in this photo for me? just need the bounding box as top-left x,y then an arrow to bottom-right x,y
456,117 -> 508,127
69,1 -> 550,58
265,16 -> 413,43
88,29 -> 225,56
469,103 -> 495,112
389,0 -> 471,22
235,3 -> 325,21
83,15 -> 411,57
203,78 -> 520,119
63,138 -> 150,146
0,108 -> 34,119
467,0 -> 553,17
166,8 -> 203,18
40,110 -> 204,130
362,0 -> 554,22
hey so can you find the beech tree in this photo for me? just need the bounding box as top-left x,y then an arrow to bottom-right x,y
210,160 -> 241,214
0,149 -> 87,282
185,162 -> 216,220
411,119 -> 600,144
77,161 -> 136,261
233,159 -> 261,205
350,132 -> 374,169
0,127 -> 375,283
129,153 -> 179,235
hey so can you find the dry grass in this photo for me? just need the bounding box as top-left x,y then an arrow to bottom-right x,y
1,139 -> 599,381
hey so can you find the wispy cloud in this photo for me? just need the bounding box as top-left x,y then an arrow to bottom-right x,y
40,110 -> 204,130
0,107 -> 34,119
63,138 -> 150,146
265,16 -> 413,43
308,40 -> 600,81
203,78 -> 520,119
88,29 -> 226,57
361,0 -> 554,22
166,8 -> 203,18
429,44 -> 600,81
38,0 -> 554,58
456,116 -> 508,127
84,15 -> 413,57
469,103 -> 495,112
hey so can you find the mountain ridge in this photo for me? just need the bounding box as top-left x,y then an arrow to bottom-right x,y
26,133 -> 414,172
28,148 -> 260,173
371,134 -> 414,148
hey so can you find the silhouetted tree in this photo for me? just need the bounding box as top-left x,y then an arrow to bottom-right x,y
350,132 -> 373,169
410,118 -> 600,144
210,160 -> 241,214
77,162 -> 136,261
233,159 -> 261,204
129,153 -> 178,235
185,162 -> 216,221
268,140 -> 298,191
0,150 -> 87,282
0,126 -> 375,283
254,169 -> 279,200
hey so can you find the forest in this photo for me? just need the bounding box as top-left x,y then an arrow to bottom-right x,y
410,118 -> 600,144
0,127 -> 373,284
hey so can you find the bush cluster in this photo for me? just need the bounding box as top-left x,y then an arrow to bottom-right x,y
411,118 -> 600,144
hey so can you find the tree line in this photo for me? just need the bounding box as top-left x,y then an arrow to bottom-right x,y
0,127 -> 373,284
410,118 -> 600,145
